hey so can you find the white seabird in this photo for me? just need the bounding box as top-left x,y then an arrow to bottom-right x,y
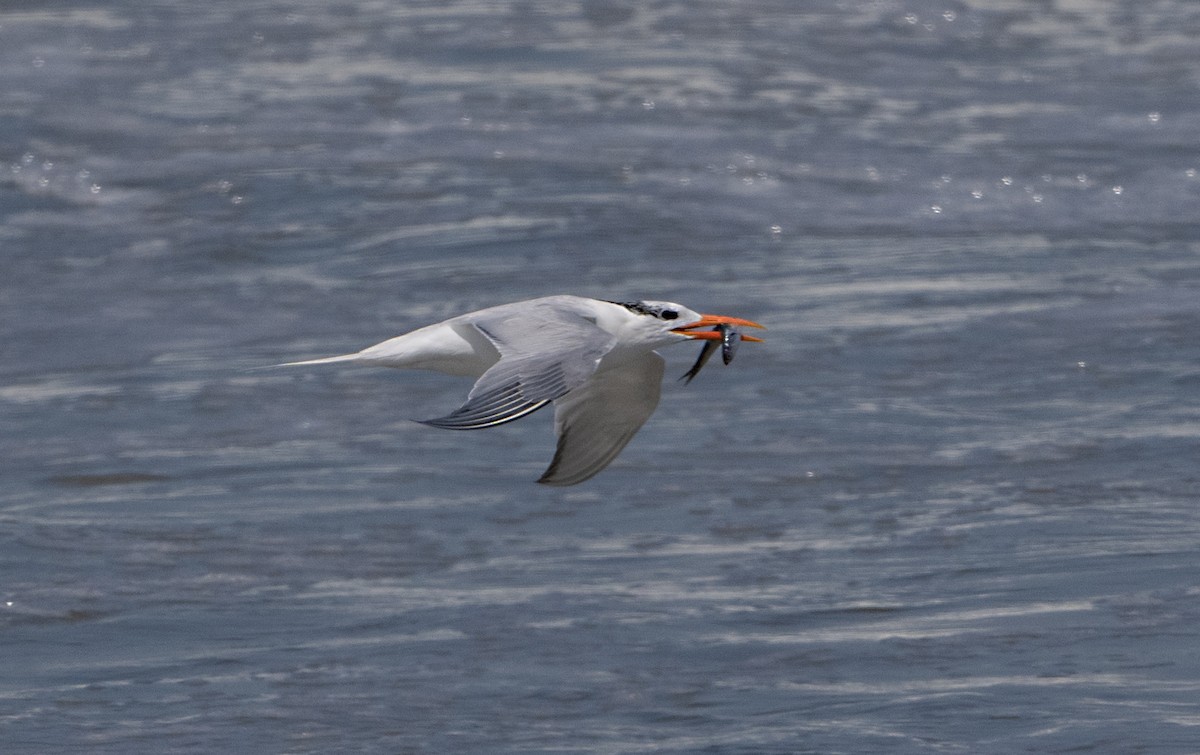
280,295 -> 764,485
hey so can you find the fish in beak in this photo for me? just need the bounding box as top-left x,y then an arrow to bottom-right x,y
673,314 -> 765,383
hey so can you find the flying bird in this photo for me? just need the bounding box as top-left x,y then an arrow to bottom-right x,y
280,295 -> 764,485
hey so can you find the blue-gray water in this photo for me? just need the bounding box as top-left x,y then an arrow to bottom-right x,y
3,2 -> 1200,752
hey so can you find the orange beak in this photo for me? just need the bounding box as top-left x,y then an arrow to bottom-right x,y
672,314 -> 766,342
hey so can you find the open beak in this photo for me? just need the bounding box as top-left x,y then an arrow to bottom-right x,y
672,314 -> 766,342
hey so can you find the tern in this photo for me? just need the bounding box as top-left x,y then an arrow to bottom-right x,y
280,295 -> 764,485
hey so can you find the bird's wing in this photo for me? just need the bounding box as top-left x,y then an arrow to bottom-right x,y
537,351 -> 665,486
419,301 -> 616,430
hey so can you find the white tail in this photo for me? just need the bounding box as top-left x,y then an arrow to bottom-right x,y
273,352 -> 361,368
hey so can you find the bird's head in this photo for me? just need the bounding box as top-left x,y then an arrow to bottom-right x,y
605,299 -> 765,348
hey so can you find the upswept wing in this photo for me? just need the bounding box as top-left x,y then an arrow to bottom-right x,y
537,351 -> 664,486
419,300 -> 616,430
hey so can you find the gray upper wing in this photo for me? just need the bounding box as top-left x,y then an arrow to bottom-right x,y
419,299 -> 616,430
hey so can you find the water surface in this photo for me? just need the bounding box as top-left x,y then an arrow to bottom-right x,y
2,2 -> 1200,752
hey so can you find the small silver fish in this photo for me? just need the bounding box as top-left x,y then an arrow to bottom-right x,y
680,323 -> 740,383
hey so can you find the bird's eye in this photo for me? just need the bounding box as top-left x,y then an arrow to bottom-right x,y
661,310 -> 678,320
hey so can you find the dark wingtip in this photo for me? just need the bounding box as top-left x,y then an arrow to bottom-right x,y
415,399 -> 550,431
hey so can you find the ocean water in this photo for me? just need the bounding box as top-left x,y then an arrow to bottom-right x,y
2,1 -> 1200,752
